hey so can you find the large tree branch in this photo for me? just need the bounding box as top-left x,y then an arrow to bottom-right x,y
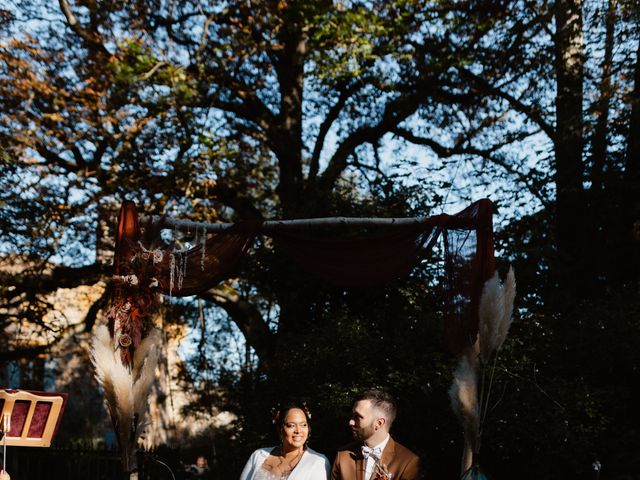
458,67 -> 556,141
35,142 -> 82,172
200,287 -> 274,368
1,263 -> 109,296
92,137 -> 110,169
308,79 -> 365,182
210,183 -> 265,221
83,284 -> 112,333
207,93 -> 275,133
58,0 -> 110,57
318,81 -> 433,191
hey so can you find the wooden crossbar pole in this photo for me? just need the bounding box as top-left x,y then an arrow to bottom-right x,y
139,215 -> 433,233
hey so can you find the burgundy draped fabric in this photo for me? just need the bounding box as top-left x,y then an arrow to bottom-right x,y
270,199 -> 495,353
441,199 -> 495,353
111,198 -> 495,355
146,223 -> 259,297
270,224 -> 440,288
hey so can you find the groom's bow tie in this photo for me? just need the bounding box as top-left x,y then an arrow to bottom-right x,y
361,446 -> 382,459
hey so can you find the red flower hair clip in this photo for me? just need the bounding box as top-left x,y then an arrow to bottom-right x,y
271,407 -> 281,425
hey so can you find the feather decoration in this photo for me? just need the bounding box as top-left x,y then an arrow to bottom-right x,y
91,326 -> 120,421
478,267 -> 517,361
91,326 -> 134,467
132,328 -> 162,383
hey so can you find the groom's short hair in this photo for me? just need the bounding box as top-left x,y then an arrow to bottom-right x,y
354,389 -> 397,426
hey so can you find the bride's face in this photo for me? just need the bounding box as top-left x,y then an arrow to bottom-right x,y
281,408 -> 309,451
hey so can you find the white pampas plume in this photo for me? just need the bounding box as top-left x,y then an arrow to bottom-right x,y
111,359 -> 134,445
478,272 -> 503,363
132,328 -> 161,382
91,325 -> 119,418
496,267 -> 516,350
478,267 -> 517,361
449,351 -> 480,452
91,325 -> 161,473
91,326 -> 134,454
452,268 -> 516,475
132,329 -> 162,423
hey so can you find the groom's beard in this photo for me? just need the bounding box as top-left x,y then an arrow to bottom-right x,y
351,421 -> 376,442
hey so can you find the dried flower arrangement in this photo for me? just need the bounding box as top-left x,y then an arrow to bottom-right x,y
91,238 -> 167,476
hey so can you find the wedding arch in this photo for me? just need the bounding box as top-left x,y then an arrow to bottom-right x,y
93,198 -> 499,478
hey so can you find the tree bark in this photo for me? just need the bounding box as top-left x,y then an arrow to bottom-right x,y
590,0 -> 616,194
553,0 -> 586,283
622,34 -> 640,279
587,0 -> 616,279
272,12 -> 306,218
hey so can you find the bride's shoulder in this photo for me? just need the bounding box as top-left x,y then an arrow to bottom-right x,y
252,447 -> 277,458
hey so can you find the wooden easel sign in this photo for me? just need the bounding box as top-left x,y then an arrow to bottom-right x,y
0,389 -> 68,447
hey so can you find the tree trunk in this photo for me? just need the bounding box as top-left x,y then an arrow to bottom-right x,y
588,0 -> 616,279
622,35 -> 640,280
553,0 -> 586,285
271,7 -> 315,337
627,38 -> 640,179
590,0 -> 615,194
273,15 -> 306,219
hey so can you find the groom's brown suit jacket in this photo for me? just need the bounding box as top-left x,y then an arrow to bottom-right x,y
330,437 -> 421,480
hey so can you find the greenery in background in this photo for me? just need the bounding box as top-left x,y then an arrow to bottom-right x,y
1,0 -> 639,478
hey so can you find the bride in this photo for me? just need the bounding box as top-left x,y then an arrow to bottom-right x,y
239,402 -> 330,480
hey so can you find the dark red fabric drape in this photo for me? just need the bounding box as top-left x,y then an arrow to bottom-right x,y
441,199 -> 495,353
111,199 -> 495,355
154,222 -> 259,296
270,199 -> 495,353
270,224 -> 440,288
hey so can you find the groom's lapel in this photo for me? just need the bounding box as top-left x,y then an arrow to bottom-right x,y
379,437 -> 396,475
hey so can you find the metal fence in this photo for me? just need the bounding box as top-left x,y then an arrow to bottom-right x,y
2,446 -> 209,480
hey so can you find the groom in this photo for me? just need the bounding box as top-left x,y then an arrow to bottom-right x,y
331,389 -> 421,480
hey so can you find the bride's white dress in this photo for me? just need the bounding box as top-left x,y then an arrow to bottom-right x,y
239,447 -> 330,480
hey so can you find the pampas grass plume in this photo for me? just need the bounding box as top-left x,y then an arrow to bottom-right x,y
496,266 -> 516,350
132,329 -> 162,422
91,324 -> 161,470
449,352 -> 480,450
478,267 -> 517,360
91,325 -> 119,418
478,272 -> 503,362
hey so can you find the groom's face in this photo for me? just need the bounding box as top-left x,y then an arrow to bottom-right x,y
349,400 -> 378,441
